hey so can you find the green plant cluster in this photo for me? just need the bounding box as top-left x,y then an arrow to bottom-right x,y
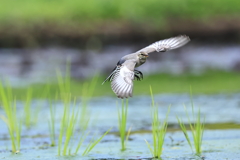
0,68 -> 111,156
1,0 -> 239,25
0,82 -> 21,153
145,86 -> 170,158
116,86 -> 205,159
117,99 -> 131,151
0,69 -> 235,158
145,87 -> 205,158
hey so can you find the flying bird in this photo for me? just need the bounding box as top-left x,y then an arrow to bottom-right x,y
102,35 -> 190,99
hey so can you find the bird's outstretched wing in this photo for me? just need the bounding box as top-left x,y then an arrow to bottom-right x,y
137,35 -> 190,54
111,61 -> 136,99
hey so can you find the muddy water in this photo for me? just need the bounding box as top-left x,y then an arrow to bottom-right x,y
0,94 -> 240,159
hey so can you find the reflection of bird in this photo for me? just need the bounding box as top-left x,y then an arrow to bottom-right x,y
102,35 -> 190,99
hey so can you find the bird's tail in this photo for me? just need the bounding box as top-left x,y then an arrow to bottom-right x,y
102,66 -> 119,85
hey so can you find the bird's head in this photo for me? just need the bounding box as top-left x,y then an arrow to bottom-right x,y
138,52 -> 148,60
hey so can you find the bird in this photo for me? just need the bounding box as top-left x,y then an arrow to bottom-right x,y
102,35 -> 190,99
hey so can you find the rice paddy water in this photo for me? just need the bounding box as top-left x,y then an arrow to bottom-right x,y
0,74 -> 239,159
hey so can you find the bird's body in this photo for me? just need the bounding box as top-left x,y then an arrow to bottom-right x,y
102,35 -> 190,99
118,52 -> 147,67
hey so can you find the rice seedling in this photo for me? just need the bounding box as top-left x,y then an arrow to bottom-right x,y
23,84 -> 50,128
82,128 -> 112,156
56,65 -> 108,156
176,89 -> 205,155
145,86 -> 170,159
79,75 -> 98,130
57,91 -> 111,156
33,84 -> 51,122
23,87 -> 33,128
0,80 -> 22,153
61,96 -> 79,156
57,81 -> 82,156
117,99 -> 131,151
56,62 -> 74,155
74,126 -> 89,155
48,100 -> 56,147
57,93 -> 74,155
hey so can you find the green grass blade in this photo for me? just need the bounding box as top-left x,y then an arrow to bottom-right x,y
117,99 -> 128,151
176,117 -> 193,152
147,86 -> 170,158
0,80 -> 21,153
144,139 -> 154,157
177,90 -> 205,155
74,131 -> 89,154
82,128 -> 112,156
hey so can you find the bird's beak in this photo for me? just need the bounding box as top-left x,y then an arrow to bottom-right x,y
145,55 -> 148,57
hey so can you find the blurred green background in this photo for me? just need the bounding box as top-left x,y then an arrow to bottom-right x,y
0,0 -> 240,97
0,0 -> 240,47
